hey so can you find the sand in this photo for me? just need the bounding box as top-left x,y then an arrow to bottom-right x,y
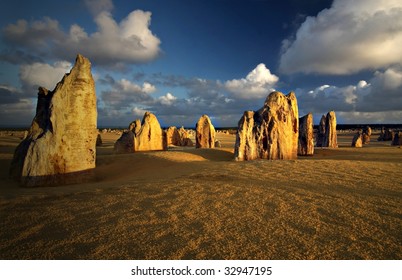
0,131 -> 401,259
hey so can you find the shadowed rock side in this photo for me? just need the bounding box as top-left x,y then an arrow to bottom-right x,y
316,115 -> 326,147
378,127 -> 393,141
235,91 -> 299,161
178,127 -> 194,146
391,131 -> 402,146
114,112 -> 167,153
195,115 -> 216,148
9,54 -> 97,187
324,111 -> 338,148
298,113 -> 314,156
166,126 -> 181,146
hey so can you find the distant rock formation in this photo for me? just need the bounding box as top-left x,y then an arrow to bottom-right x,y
362,126 -> 371,144
165,126 -> 193,147
391,131 -> 402,146
324,111 -> 338,148
298,113 -> 314,156
195,115 -> 216,148
316,115 -> 326,147
351,130 -> 363,148
378,127 -> 393,141
166,126 -> 181,146
178,127 -> 194,146
114,131 -> 135,153
234,91 -> 299,161
114,112 -> 167,153
10,54 -> 97,187
96,133 -> 103,146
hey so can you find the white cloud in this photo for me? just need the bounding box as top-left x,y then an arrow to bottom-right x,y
100,78 -> 156,109
158,92 -> 177,106
297,66 -> 402,123
19,61 -> 72,91
132,107 -> 148,118
2,8 -> 161,67
279,0 -> 402,74
225,63 -> 279,99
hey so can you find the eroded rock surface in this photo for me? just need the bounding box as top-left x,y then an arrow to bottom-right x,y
10,54 -> 97,187
234,91 -> 299,161
195,115 -> 216,148
114,112 -> 167,153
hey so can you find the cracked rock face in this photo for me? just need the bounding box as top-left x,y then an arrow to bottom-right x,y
10,54 -> 97,187
234,91 -> 299,161
195,115 -> 216,148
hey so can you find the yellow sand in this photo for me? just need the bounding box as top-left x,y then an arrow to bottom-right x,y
0,131 -> 401,259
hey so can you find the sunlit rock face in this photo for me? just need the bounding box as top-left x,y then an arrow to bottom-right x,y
114,112 -> 167,153
133,112 -> 167,151
195,115 -> 216,148
234,91 -> 299,161
324,111 -> 338,148
10,54 -> 97,187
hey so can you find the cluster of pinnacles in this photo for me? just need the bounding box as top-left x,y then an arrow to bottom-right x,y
10,54 -> 346,187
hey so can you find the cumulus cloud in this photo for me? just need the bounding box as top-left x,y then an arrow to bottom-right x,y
158,93 -> 177,106
225,63 -> 279,99
297,66 -> 402,123
1,7 -> 161,67
19,61 -> 72,92
279,0 -> 402,74
100,78 -> 156,110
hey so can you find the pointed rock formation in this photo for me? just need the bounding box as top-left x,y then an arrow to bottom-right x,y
134,112 -> 167,151
195,115 -> 216,148
178,127 -> 193,146
324,111 -> 338,148
129,119 -> 142,135
96,133 -> 103,146
298,113 -> 314,156
10,54 -> 97,187
378,127 -> 393,141
234,111 -> 258,161
114,112 -> 167,153
351,130 -> 363,148
316,115 -> 326,147
234,91 -> 299,161
114,131 -> 135,153
166,126 -> 181,146
391,131 -> 402,146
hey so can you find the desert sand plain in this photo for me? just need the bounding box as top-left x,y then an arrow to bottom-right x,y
0,130 -> 401,259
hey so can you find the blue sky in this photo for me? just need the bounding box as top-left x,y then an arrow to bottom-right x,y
0,0 -> 402,127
